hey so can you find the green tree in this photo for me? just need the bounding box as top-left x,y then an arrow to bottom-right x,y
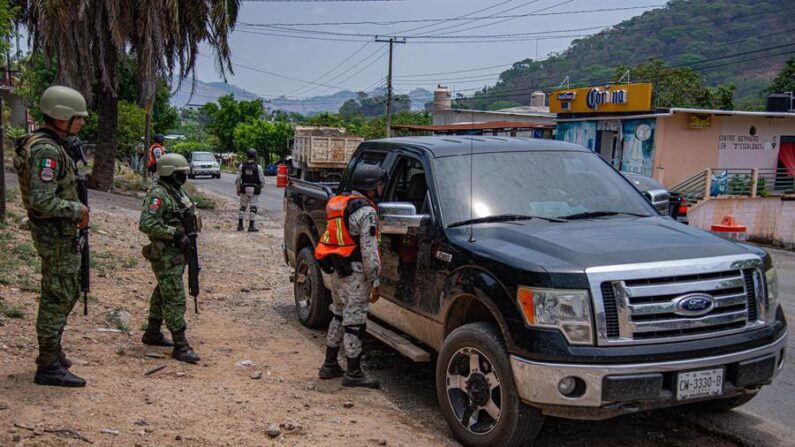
767,57 -> 795,94
205,94 -> 263,148
116,101 -> 146,157
304,112 -> 346,128
614,58 -> 734,109
0,3 -> 17,59
233,120 -> 294,162
21,0 -> 240,190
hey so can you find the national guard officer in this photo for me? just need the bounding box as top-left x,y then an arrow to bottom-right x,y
138,153 -> 201,363
315,165 -> 386,388
13,85 -> 90,387
235,148 -> 266,232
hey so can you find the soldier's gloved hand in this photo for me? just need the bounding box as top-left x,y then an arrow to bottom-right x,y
78,206 -> 90,229
370,287 -> 380,303
173,229 -> 191,252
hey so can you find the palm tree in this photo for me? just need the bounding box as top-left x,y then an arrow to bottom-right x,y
19,0 -> 240,190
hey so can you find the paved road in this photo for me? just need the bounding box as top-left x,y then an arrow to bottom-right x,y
189,172 -> 285,222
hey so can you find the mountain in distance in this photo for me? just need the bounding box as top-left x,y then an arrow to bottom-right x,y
170,78 -> 432,115
461,0 -> 794,110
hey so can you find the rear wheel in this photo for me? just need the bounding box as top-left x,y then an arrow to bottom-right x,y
294,246 -> 332,327
436,322 -> 543,447
687,392 -> 758,413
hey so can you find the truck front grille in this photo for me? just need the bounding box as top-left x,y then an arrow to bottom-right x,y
588,255 -> 766,346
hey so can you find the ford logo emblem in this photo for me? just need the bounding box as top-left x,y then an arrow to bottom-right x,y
675,294 -> 715,317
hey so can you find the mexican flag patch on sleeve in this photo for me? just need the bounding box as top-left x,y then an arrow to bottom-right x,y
39,158 -> 57,182
148,197 -> 162,214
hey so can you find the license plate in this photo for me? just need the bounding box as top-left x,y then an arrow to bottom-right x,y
676,368 -> 724,401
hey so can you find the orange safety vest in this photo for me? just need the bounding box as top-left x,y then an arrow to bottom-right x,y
315,194 -> 377,261
148,143 -> 166,167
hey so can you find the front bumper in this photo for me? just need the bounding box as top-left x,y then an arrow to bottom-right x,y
191,168 -> 220,176
510,332 -> 786,419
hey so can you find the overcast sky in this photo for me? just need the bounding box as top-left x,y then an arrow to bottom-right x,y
187,0 -> 663,101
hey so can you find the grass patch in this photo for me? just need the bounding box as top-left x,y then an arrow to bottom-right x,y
113,165 -> 150,193
122,256 -> 139,268
0,300 -> 25,319
106,307 -> 130,332
184,183 -> 216,210
90,250 -> 118,276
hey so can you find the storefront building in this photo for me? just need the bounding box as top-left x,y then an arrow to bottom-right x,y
551,83 -> 795,188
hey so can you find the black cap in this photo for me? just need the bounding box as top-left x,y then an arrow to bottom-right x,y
153,134 -> 165,144
351,165 -> 388,192
246,148 -> 257,158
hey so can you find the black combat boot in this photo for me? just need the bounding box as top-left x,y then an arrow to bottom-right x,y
57,345 -> 72,370
342,355 -> 380,389
171,328 -> 201,364
141,318 -> 174,347
248,221 -> 259,232
318,346 -> 344,379
34,352 -> 86,387
237,219 -> 244,231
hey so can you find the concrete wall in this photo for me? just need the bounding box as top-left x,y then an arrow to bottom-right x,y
433,108 -> 555,126
688,196 -> 795,248
654,112 -> 795,189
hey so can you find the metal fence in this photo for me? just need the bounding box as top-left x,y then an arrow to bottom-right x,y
671,167 -> 795,203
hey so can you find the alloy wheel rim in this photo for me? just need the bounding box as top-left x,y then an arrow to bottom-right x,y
445,346 -> 502,435
294,258 -> 312,320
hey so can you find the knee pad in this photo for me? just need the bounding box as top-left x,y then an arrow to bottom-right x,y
239,206 -> 247,212
332,314 -> 343,322
249,207 -> 258,214
344,324 -> 366,340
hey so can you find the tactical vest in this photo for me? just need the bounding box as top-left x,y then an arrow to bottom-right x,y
241,161 -> 262,189
315,194 -> 377,263
148,144 -> 166,167
148,183 -> 195,235
13,130 -> 79,220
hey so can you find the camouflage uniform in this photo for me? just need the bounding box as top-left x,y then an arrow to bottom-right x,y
235,161 -> 266,224
138,181 -> 195,333
13,129 -> 84,367
324,192 -> 381,358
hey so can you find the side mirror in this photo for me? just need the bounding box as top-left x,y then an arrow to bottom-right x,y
378,202 -> 428,235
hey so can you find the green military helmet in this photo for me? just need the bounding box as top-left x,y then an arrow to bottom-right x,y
158,153 -> 190,177
39,85 -> 89,120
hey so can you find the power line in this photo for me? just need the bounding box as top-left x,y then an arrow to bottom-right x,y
419,0 -> 547,37
394,0 -> 517,35
239,4 -> 665,28
286,40 -> 373,97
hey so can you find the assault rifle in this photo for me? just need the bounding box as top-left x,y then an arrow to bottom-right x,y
177,205 -> 201,313
64,137 -> 90,316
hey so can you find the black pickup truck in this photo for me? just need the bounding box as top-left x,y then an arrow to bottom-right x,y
283,136 -> 786,447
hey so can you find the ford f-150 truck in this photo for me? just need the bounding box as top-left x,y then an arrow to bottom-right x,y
283,136 -> 786,447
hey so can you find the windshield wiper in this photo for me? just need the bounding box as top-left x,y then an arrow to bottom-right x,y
449,214 -> 565,228
557,211 -> 649,220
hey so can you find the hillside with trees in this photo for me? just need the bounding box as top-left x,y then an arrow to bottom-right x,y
457,0 -> 794,110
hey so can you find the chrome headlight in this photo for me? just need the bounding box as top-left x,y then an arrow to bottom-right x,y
517,287 -> 593,345
766,267 -> 778,311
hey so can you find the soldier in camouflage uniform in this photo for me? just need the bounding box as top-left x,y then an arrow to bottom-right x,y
315,165 -> 386,389
13,86 -> 90,387
138,153 -> 201,363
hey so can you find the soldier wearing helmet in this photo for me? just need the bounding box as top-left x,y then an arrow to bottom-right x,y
315,164 -> 387,389
13,85 -> 90,387
147,134 -> 167,182
235,148 -> 266,232
138,153 -> 201,364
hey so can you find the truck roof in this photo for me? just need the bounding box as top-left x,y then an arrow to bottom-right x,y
365,136 -> 589,158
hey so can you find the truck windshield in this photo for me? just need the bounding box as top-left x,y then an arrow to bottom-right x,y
434,150 -> 656,226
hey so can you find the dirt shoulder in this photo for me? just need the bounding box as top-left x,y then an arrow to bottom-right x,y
0,187 -> 450,447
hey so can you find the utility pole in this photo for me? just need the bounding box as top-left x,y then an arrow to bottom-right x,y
1,94 -> 6,222
375,36 -> 405,138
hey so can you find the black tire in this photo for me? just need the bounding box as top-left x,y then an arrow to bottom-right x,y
687,392 -> 758,413
436,322 -> 543,447
188,173 -> 195,179
293,246 -> 332,328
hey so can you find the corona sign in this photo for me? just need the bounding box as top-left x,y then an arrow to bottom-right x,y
550,83 -> 653,114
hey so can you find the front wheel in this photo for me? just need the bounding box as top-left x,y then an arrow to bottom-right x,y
294,246 -> 332,328
436,322 -> 543,447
